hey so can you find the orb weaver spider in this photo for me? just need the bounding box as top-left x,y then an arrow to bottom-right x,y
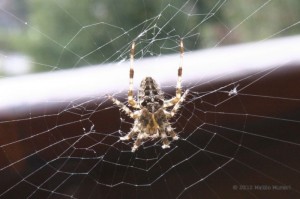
108,40 -> 188,152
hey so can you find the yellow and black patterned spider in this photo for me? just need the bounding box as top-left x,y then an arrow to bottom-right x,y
109,40 -> 188,152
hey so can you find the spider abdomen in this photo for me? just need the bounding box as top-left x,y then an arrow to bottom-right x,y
138,77 -> 164,112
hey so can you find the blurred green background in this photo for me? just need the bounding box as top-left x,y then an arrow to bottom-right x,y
0,0 -> 299,75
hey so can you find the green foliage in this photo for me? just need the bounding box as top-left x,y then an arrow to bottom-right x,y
1,0 -> 300,73
1,0 -> 218,72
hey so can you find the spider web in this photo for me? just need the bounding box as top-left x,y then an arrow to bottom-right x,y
1,0 -> 300,198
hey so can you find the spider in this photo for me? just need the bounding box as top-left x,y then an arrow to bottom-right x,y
108,40 -> 188,152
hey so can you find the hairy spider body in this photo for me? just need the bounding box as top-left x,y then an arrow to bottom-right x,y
109,40 -> 188,152
138,77 -> 163,112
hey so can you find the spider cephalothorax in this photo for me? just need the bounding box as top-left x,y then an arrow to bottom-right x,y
109,40 -> 188,152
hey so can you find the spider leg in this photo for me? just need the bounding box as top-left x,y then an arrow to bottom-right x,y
132,132 -> 144,152
119,121 -> 144,152
160,129 -> 170,149
128,41 -> 140,109
165,89 -> 189,118
165,124 -> 179,140
108,95 -> 138,119
164,39 -> 184,108
120,122 -> 139,141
